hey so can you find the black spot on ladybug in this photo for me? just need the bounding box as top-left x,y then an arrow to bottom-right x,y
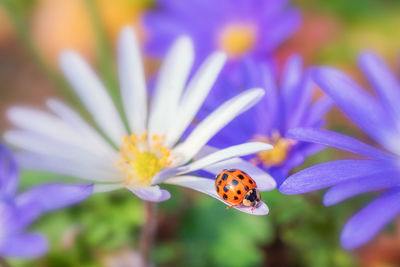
248,179 -> 253,184
221,173 -> 228,181
237,190 -> 241,195
238,174 -> 245,180
227,169 -> 236,172
216,173 -> 221,179
223,194 -> 228,200
217,180 -> 222,186
244,186 -> 249,191
216,186 -> 219,192
234,196 -> 239,200
223,185 -> 230,192
231,179 -> 238,186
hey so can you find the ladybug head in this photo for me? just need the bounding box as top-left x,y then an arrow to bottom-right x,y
242,189 -> 261,208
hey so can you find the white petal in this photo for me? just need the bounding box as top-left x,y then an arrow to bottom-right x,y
174,142 -> 272,177
193,145 -> 276,191
201,157 -> 277,191
94,183 -> 125,193
15,152 -> 124,183
4,130 -> 117,166
147,36 -> 194,137
165,176 -> 269,215
172,88 -> 265,164
118,26 -> 148,134
59,51 -> 126,145
47,99 -> 116,155
164,52 -> 227,147
7,107 -> 84,148
126,185 -> 171,202
153,142 -> 272,185
151,167 -> 181,185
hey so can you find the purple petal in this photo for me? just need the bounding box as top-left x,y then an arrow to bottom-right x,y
165,176 -> 269,215
16,183 -> 93,213
304,96 -> 333,126
341,187 -> 400,249
279,159 -> 397,194
287,128 -> 395,160
0,201 -> 16,242
312,67 -> 398,151
0,233 -> 48,258
285,72 -> 314,130
257,63 -> 280,135
260,8 -> 301,53
0,200 -> 41,237
126,185 -> 171,202
323,171 -> 400,206
280,54 -> 303,102
358,51 -> 400,122
12,201 -> 42,234
0,144 -> 18,198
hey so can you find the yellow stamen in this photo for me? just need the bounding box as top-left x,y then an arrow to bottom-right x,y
251,132 -> 295,167
117,132 -> 172,187
218,23 -> 257,58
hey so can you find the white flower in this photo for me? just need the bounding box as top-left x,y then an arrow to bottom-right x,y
5,26 -> 276,215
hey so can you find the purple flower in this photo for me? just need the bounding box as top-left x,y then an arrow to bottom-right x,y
280,51 -> 400,249
206,55 -> 332,185
0,144 -> 92,258
144,0 -> 301,62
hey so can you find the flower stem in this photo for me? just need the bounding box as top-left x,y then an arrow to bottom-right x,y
140,202 -> 157,267
0,257 -> 10,267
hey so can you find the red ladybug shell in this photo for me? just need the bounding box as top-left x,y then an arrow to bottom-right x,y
215,169 -> 257,204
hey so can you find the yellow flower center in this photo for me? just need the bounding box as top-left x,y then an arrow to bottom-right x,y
117,133 -> 172,187
251,132 -> 295,168
218,23 -> 257,58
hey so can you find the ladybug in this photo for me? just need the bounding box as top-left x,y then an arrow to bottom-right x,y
215,169 -> 262,211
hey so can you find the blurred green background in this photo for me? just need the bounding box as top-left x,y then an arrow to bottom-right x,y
1,0 -> 400,266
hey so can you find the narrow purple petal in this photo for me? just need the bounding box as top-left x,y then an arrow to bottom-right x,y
358,51 -> 400,121
0,144 -> 18,198
279,159 -> 397,194
287,128 -> 395,160
126,185 -> 171,202
312,67 -> 398,151
280,54 -> 303,102
285,72 -> 314,130
341,187 -> 400,249
255,62 -> 281,135
0,233 -> 48,258
304,96 -> 333,126
16,183 -> 93,213
323,171 -> 400,206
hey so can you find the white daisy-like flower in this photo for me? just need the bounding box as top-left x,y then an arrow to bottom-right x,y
5,26 -> 276,215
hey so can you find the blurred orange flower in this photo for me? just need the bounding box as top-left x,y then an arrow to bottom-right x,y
31,0 -> 149,65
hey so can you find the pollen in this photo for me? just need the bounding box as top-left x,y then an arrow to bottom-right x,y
117,133 -> 172,187
251,132 -> 295,168
218,23 -> 257,58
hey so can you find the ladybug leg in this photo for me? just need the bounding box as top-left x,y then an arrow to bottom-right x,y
250,201 -> 258,212
226,204 -> 240,210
